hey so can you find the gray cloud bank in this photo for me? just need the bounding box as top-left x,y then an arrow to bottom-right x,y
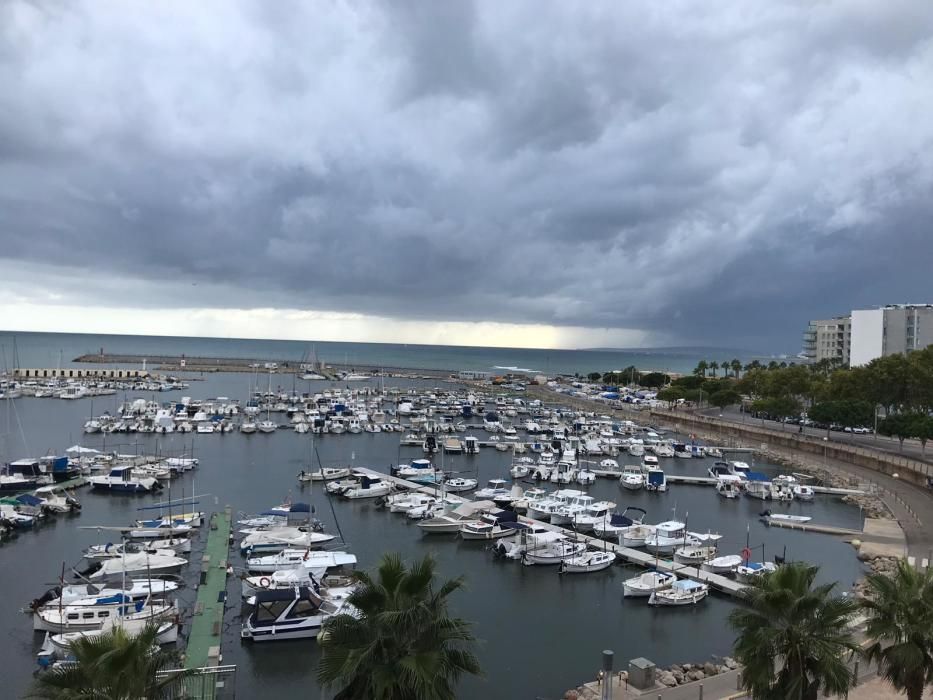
1,1 -> 932,350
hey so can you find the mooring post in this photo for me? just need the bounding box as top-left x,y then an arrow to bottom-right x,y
601,650 -> 614,700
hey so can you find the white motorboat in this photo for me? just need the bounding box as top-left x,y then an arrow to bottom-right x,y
551,495 -> 615,529
240,421 -> 258,434
736,561 -> 778,582
247,549 -> 356,575
510,463 -> 530,479
576,469 -> 597,485
474,479 -> 513,502
673,545 -> 718,565
494,528 -> 566,560
643,521 -> 689,554
716,475 -> 744,499
417,501 -> 494,534
88,553 -> 187,583
599,458 -> 619,471
307,466 -> 349,482
649,579 -> 709,606
704,554 -> 743,574
761,512 -> 812,524
34,486 -> 81,513
622,570 -> 676,597
459,511 -> 522,540
341,476 -> 392,499
770,475 -> 796,501
793,485 -> 815,501
257,420 -> 278,434
592,506 -> 647,539
645,467 -> 666,492
443,477 -> 477,493
443,437 -> 463,453
744,474 -> 772,500
240,528 -> 336,554
386,492 -> 435,514
241,586 -> 346,642
619,465 -> 646,491
88,466 -> 160,494
522,540 -> 587,566
559,550 -> 616,574
627,442 -> 645,457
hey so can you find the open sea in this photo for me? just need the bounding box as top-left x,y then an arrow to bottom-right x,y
0,334 -> 859,699
0,330 -> 773,376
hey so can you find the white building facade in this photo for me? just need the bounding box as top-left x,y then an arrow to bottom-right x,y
849,305 -> 933,366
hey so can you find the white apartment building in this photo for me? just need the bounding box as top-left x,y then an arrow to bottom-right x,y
801,317 -> 851,365
850,304 -> 933,366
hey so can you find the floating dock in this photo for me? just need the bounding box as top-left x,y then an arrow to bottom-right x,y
185,508 -> 232,670
361,469 -> 748,596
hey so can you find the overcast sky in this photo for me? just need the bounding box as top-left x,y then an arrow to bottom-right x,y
1,1 -> 931,351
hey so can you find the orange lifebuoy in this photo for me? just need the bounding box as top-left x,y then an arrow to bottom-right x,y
259,577 -> 271,588
741,547 -> 752,561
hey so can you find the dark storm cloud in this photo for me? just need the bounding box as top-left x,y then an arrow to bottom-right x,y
1,0 -> 932,349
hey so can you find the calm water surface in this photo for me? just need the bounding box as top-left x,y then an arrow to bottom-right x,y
0,374 -> 863,699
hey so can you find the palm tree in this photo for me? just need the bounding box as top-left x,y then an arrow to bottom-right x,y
709,360 -> 719,377
29,623 -> 191,699
732,358 -> 743,378
862,559 -> 933,700
693,360 -> 708,377
318,553 -> 482,700
729,563 -> 858,700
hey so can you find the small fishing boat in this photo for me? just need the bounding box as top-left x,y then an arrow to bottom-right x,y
576,469 -> 597,485
522,540 -> 587,566
341,476 -> 392,499
443,477 -> 477,493
673,545 -> 718,566
761,511 -> 812,524
622,570 -> 676,597
792,485 -> 815,501
309,467 -> 351,481
592,507 -> 647,539
716,475 -> 744,499
649,579 -> 709,606
618,523 -> 657,548
88,466 -> 160,494
704,554 -> 743,574
559,550 -> 616,574
736,561 -> 778,583
459,511 -> 522,540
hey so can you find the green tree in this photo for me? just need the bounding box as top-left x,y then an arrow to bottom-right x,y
640,372 -> 670,389
657,386 -> 685,408
694,360 -> 708,377
318,553 -> 482,700
586,372 -> 602,382
911,414 -> 933,456
878,413 -> 917,451
709,389 -> 740,411
729,563 -> 858,700
672,375 -> 706,391
29,623 -> 191,699
731,358 -> 742,378
709,361 -> 719,377
861,559 -> 933,700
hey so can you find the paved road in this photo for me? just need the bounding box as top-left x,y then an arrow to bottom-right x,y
697,405 -> 933,466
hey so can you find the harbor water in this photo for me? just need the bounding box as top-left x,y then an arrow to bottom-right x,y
0,371 -> 864,699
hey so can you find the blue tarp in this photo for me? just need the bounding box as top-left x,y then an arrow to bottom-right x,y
746,472 -> 770,482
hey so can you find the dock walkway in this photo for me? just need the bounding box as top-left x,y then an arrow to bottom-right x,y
185,508 -> 232,670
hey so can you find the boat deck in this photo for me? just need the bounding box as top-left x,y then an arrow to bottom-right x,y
185,508 -> 232,670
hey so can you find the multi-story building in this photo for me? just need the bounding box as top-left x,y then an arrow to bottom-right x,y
850,304 -> 933,366
801,317 -> 851,365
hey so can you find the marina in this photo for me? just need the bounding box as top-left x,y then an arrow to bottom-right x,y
0,367 -> 870,699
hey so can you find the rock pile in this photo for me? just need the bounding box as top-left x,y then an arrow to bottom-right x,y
657,656 -> 738,687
